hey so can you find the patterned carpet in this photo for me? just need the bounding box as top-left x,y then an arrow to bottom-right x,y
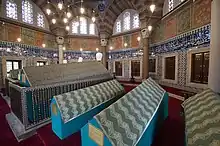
0,84 -> 185,146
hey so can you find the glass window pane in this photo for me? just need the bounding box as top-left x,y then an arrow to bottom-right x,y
6,0 -> 18,20
80,17 -> 87,34
116,21 -> 121,33
6,61 -> 12,72
22,0 -> 33,24
169,0 -> 174,11
72,21 -> 79,34
37,13 -> 44,28
89,23 -> 95,35
123,12 -> 130,31
133,14 -> 139,29
13,62 -> 19,70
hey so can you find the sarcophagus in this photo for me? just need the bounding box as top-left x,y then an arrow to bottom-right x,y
81,78 -> 169,146
6,61 -> 113,141
51,79 -> 125,140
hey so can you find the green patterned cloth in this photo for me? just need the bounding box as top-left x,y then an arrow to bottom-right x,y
184,89 -> 220,146
24,61 -> 112,87
95,78 -> 166,146
54,80 -> 124,123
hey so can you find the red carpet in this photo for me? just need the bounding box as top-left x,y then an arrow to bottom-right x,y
0,85 -> 185,146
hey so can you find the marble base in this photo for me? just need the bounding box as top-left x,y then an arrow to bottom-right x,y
0,93 -> 10,108
6,113 -> 36,142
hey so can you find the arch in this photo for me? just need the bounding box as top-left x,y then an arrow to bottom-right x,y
68,16 -> 98,36
113,9 -> 140,35
2,0 -> 50,31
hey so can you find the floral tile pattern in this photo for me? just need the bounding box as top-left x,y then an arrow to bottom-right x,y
177,6 -> 191,34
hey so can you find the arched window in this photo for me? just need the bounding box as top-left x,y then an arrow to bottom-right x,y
72,21 -> 79,34
70,17 -> 97,36
89,23 -> 95,35
116,21 -> 121,33
113,9 -> 139,35
80,17 -> 87,34
6,0 -> 17,20
22,0 -> 33,24
123,12 -> 130,31
37,13 -> 44,28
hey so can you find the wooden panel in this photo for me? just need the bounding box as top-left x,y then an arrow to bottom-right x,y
131,60 -> 140,77
191,53 -> 203,83
203,52 -> 209,83
192,0 -> 211,28
177,6 -> 191,34
115,61 -> 122,76
149,59 -> 156,73
165,56 -> 175,80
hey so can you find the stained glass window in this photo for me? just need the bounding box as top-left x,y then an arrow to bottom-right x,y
37,13 -> 44,28
133,14 -> 139,28
72,21 -> 79,34
89,23 -> 95,35
123,12 -> 130,31
80,17 -> 87,34
169,0 -> 174,11
6,0 -> 17,20
22,0 -> 33,24
116,21 -> 121,33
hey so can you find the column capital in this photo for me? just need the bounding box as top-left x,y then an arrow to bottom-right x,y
56,36 -> 64,45
141,28 -> 151,39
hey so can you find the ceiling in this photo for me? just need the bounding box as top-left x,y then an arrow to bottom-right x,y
32,0 -> 164,36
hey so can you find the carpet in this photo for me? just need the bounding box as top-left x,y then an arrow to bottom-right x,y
0,85 -> 185,146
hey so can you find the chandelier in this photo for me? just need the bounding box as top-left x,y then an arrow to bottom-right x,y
45,0 -> 96,31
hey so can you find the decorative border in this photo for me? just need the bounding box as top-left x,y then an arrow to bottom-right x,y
150,24 -> 210,54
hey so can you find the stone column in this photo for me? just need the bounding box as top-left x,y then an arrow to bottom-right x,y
141,28 -> 150,79
100,38 -> 108,68
208,0 -> 220,93
56,37 -> 64,64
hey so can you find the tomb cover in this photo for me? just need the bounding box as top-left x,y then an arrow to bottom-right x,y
54,79 -> 124,123
94,78 -> 166,146
184,89 -> 220,146
23,61 -> 111,87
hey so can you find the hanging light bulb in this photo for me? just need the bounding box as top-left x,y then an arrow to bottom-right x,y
150,4 -> 156,13
17,38 -> 21,42
148,25 -> 153,31
80,48 -> 83,51
110,46 -> 113,50
137,36 -> 141,41
46,9 -> 51,15
63,18 -> 68,23
63,47 -> 66,50
80,7 -> 85,14
58,2 -> 63,10
92,16 -> 96,23
52,18 -> 56,24
66,26 -> 70,31
66,12 -> 72,18
96,48 -> 99,51
42,43 -> 46,48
